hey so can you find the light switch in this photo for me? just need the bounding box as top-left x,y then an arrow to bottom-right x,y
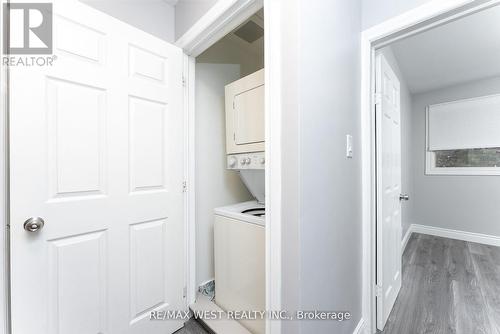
346,135 -> 353,158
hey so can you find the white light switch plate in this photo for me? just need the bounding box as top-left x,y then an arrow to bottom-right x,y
346,134 -> 353,158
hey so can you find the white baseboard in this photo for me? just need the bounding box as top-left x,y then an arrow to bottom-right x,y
409,224 -> 500,247
353,318 -> 366,334
401,225 -> 413,251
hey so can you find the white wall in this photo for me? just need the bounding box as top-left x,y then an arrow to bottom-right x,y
377,46 -> 414,238
279,0 -> 363,332
195,63 -> 252,287
410,76 -> 500,237
80,0 -> 176,42
175,0 -> 218,40
361,0 -> 431,30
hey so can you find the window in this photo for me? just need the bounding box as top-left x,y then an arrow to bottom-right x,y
434,148 -> 500,168
426,94 -> 500,175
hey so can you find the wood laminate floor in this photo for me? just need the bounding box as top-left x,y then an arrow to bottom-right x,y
380,233 -> 500,334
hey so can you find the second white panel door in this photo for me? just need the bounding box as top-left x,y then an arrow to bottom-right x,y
376,53 -> 402,331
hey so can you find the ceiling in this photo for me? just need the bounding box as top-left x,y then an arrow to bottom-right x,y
201,9 -> 264,59
389,5 -> 500,94
227,9 -> 264,55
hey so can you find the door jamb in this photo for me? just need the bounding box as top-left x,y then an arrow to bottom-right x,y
361,0 -> 500,333
0,1 -> 9,332
177,1 -> 283,334
182,53 -> 196,307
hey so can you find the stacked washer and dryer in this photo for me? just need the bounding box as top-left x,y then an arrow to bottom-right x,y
214,69 -> 265,334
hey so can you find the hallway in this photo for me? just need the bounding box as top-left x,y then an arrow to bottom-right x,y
380,234 -> 500,333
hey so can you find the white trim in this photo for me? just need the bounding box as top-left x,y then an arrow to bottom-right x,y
0,1 -> 9,332
401,225 -> 413,252
264,0 -> 282,333
175,0 -> 263,57
183,54 -> 197,306
411,224 -> 500,247
425,163 -> 500,176
352,318 -> 366,334
361,1 -> 500,333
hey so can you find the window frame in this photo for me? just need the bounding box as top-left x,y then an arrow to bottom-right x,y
425,107 -> 500,176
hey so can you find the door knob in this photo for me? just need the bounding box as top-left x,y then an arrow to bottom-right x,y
399,194 -> 409,201
23,217 -> 45,232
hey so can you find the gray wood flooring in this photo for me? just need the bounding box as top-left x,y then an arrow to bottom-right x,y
380,233 -> 500,334
174,318 -> 210,334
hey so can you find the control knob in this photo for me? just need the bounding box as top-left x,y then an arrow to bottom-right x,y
228,156 -> 237,167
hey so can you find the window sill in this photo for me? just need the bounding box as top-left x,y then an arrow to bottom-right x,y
425,167 -> 500,176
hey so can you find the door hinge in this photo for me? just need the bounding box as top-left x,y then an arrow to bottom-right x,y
374,93 -> 382,105
182,181 -> 187,193
182,75 -> 186,87
375,284 -> 383,298
233,99 -> 235,109
183,286 -> 187,299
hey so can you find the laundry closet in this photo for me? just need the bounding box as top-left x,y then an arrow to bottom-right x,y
192,9 -> 266,334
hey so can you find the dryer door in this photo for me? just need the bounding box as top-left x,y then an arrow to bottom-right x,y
225,69 -> 265,154
234,84 -> 265,146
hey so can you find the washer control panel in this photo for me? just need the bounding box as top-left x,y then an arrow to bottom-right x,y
227,152 -> 265,170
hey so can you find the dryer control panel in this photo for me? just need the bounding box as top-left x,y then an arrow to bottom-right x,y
227,152 -> 265,170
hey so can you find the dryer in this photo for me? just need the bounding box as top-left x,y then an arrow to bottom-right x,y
225,69 -> 265,204
225,68 -> 264,155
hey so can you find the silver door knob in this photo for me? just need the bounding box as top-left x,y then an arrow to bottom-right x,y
399,194 -> 409,201
23,217 -> 45,232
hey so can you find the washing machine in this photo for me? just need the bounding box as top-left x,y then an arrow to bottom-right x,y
214,201 -> 265,334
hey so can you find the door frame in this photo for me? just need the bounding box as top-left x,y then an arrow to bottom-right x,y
0,0 -> 9,332
361,0 -> 500,333
176,1 -> 283,334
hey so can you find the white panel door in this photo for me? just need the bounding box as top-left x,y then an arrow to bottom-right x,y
376,54 -> 402,330
9,1 -> 185,333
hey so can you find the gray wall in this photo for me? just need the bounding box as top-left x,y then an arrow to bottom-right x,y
378,46 -> 414,238
80,0 -> 175,42
195,63 -> 252,287
175,0 -> 218,40
280,0 -> 363,332
410,76 -> 500,236
362,0 -> 431,30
